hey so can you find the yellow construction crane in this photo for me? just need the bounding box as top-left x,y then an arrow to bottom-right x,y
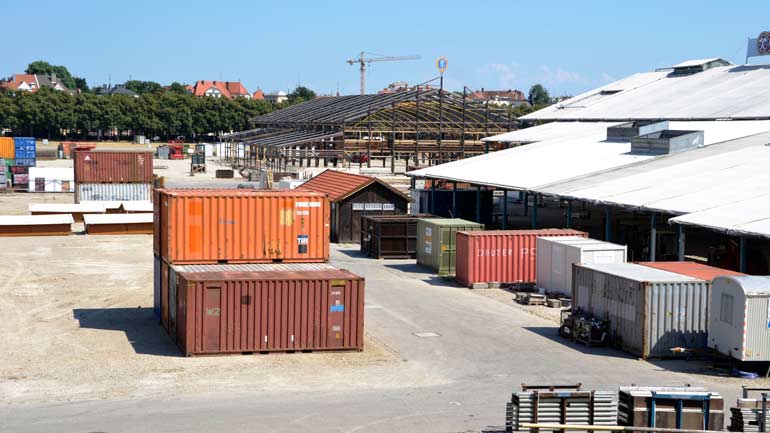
346,51 -> 420,95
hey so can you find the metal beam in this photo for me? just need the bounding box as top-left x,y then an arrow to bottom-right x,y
502,190 -> 508,230
430,180 -> 436,214
452,182 -> 457,217
739,237 -> 747,273
650,212 -> 657,261
531,194 -> 538,229
476,185 -> 481,223
605,207 -> 612,241
566,201 -> 573,228
677,225 -> 685,261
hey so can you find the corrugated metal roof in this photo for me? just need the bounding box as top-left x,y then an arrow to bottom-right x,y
28,203 -> 106,213
717,276 -> 770,296
577,262 -> 702,282
79,200 -> 123,210
83,213 -> 153,225
296,169 -> 412,202
521,64 -> 770,121
0,214 -> 74,225
638,262 -> 745,280
171,263 -> 337,273
409,120 -> 770,191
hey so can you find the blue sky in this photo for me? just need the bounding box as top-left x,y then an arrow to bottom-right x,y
1,1 -> 767,96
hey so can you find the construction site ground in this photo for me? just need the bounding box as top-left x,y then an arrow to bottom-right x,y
0,157 -> 762,433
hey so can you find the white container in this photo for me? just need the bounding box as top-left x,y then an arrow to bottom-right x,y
27,167 -> 75,192
537,237 -> 627,296
76,183 -> 152,202
708,276 -> 770,361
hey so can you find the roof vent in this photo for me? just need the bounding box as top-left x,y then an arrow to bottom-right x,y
670,58 -> 732,76
607,120 -> 669,141
630,130 -> 704,155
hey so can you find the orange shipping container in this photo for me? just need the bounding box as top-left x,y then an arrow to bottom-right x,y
0,137 -> 14,159
156,189 -> 330,264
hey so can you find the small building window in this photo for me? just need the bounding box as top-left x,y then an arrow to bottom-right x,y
720,294 -> 734,325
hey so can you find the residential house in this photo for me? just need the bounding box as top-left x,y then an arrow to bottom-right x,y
264,91 -> 288,104
252,89 -> 264,100
1,73 -> 74,94
225,81 -> 250,98
190,80 -> 251,99
378,82 -> 434,94
467,88 -> 528,107
95,84 -> 139,97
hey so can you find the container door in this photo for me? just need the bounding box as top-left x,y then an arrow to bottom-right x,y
204,285 -> 222,352
161,261 -> 169,330
327,282 -> 345,348
169,268 -> 178,338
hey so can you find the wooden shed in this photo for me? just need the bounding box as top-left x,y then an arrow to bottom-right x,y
296,170 -> 412,244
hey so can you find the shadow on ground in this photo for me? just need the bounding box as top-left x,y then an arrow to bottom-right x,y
73,307 -> 181,357
525,326 -> 741,378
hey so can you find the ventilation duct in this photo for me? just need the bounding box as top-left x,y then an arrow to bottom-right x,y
606,120 -> 669,141
630,130 -> 704,155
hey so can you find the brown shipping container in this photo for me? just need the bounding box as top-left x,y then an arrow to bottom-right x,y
174,266 -> 365,355
74,150 -> 153,183
455,229 -> 588,287
157,189 -> 330,264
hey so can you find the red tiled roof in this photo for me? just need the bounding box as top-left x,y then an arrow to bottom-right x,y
225,81 -> 249,96
295,169 -> 411,202
2,74 -> 38,91
191,80 -> 232,98
252,89 -> 264,100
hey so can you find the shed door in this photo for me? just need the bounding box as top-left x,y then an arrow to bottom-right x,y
351,209 -> 362,244
327,283 -> 345,348
339,204 -> 352,243
35,177 -> 45,192
204,285 -> 222,352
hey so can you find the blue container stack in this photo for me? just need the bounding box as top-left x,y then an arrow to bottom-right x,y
14,137 -> 36,167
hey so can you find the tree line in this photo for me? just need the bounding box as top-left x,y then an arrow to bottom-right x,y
0,87 -> 281,140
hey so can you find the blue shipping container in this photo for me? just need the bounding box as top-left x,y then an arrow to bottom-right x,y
14,158 -> 36,167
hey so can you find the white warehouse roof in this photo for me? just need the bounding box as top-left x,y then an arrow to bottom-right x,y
520,63 -> 770,121
409,120 -> 770,192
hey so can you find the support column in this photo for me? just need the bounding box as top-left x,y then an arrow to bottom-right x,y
566,201 -> 573,228
452,182 -> 457,217
677,225 -> 686,261
523,191 -> 529,216
430,180 -> 436,215
649,212 -> 657,261
502,190 -> 508,230
530,194 -> 538,229
605,207 -> 612,242
739,237 -> 747,273
476,185 -> 481,224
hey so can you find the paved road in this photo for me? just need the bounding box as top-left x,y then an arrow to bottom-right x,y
0,245 -> 738,433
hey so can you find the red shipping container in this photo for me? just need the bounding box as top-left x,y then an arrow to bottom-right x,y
74,150 -> 153,183
173,264 -> 365,355
638,261 -> 745,281
455,229 -> 587,287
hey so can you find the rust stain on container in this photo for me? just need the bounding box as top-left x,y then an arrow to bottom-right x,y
157,189 -> 330,264
455,229 -> 587,287
173,266 -> 365,355
74,150 -> 153,183
638,261 -> 745,281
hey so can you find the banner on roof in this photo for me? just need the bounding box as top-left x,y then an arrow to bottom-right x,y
747,31 -> 770,58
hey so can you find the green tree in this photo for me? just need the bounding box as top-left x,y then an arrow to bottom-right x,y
73,77 -> 89,92
288,86 -> 316,104
125,80 -> 163,95
25,60 -> 78,90
528,84 -> 551,107
166,82 -> 190,95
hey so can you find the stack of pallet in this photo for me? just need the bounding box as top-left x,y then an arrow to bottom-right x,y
730,399 -> 770,432
505,385 -> 618,433
618,386 -> 724,430
153,188 -> 365,356
73,150 -> 153,202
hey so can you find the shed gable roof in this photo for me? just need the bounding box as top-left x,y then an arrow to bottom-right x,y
295,169 -> 411,202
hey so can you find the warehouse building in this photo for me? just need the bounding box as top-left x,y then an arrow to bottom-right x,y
296,169 -> 412,244
408,58 -> 770,273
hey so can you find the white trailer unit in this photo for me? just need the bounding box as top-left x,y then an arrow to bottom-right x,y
537,237 -> 627,296
708,276 -> 770,361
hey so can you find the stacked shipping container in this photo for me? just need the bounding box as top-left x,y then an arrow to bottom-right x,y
153,188 -> 364,355
74,150 -> 153,202
13,137 -> 36,167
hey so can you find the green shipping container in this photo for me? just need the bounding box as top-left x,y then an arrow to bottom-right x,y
417,218 -> 484,276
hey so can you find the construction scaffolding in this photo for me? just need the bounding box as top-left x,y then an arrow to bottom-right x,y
221,88 -> 516,173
